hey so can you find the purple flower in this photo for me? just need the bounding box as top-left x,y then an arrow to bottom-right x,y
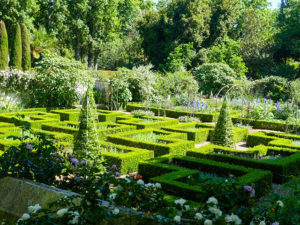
275,102 -> 281,111
115,172 -> 120,177
26,143 -> 33,151
67,153 -> 73,159
111,165 -> 117,170
71,158 -> 79,168
80,160 -> 86,165
244,185 -> 253,192
52,153 -> 58,157
250,189 -> 255,197
197,102 -> 201,108
272,222 -> 279,225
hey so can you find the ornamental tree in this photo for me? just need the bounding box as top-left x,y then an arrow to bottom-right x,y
21,24 -> 31,71
0,20 -> 9,70
10,23 -> 22,69
73,87 -> 102,163
212,98 -> 234,147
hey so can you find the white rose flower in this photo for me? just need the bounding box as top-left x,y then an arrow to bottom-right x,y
57,208 -> 68,217
174,215 -> 181,223
109,193 -> 117,200
137,179 -> 144,185
276,200 -> 284,207
207,197 -> 218,205
231,214 -> 242,225
184,205 -> 190,211
155,183 -> 161,189
259,221 -> 266,225
112,208 -> 120,215
124,178 -> 131,183
19,213 -> 30,221
28,204 -> 41,214
145,183 -> 154,188
194,212 -> 203,220
174,198 -> 186,206
204,219 -> 213,225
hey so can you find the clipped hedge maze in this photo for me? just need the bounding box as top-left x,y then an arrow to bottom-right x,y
161,122 -> 248,143
106,129 -> 194,157
186,144 -> 300,183
138,155 -> 272,201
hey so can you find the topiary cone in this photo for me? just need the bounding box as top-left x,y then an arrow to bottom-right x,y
21,24 -> 31,71
212,97 -> 234,147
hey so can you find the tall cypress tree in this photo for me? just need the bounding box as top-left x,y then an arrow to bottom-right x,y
21,24 -> 31,71
0,20 -> 9,70
212,98 -> 235,147
10,23 -> 22,69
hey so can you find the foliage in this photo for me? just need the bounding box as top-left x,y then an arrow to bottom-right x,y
0,20 -> 9,70
132,110 -> 155,117
290,78 -> 300,104
193,63 -> 237,95
212,98 -> 235,147
207,39 -> 248,77
178,116 -> 201,123
10,23 -> 22,70
27,53 -> 91,108
73,88 -> 102,163
21,24 -> 31,71
253,76 -> 290,101
165,43 -> 196,72
0,128 -> 67,186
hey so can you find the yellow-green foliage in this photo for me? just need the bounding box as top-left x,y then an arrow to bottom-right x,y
10,23 -> 22,69
0,20 -> 8,70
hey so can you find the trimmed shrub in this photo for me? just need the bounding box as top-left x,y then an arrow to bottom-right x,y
0,20 -> 8,70
10,23 -> 22,69
212,99 -> 235,147
73,88 -> 100,158
21,24 -> 31,71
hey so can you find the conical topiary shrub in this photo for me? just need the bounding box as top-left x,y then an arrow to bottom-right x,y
212,98 -> 235,147
21,24 -> 31,71
73,87 -> 101,159
10,23 -> 22,69
0,20 -> 9,70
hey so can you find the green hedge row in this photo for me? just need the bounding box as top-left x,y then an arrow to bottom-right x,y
138,155 -> 272,201
186,144 -> 300,183
246,131 -> 300,147
116,115 -> 179,130
232,117 -> 300,132
161,122 -> 248,143
0,111 -> 60,129
126,104 -> 218,122
106,129 -> 194,157
51,109 -> 126,122
0,126 -> 74,151
41,121 -> 136,140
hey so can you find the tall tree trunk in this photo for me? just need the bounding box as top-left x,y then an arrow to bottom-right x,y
75,46 -> 80,61
94,52 -> 99,70
88,51 -> 93,68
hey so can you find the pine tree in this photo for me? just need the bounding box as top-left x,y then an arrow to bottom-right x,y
21,24 -> 31,71
10,23 -> 22,69
73,87 -> 101,159
0,20 -> 9,70
212,98 -> 235,147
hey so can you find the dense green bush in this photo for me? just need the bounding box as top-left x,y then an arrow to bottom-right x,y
28,54 -> 91,108
207,39 -> 248,77
253,76 -> 290,101
193,63 -> 237,95
0,20 -> 8,70
10,23 -> 22,69
21,24 -> 31,71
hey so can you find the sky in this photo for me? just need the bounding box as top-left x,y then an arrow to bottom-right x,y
269,0 -> 281,10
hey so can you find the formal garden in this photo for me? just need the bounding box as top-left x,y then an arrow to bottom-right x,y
0,0 -> 299,225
